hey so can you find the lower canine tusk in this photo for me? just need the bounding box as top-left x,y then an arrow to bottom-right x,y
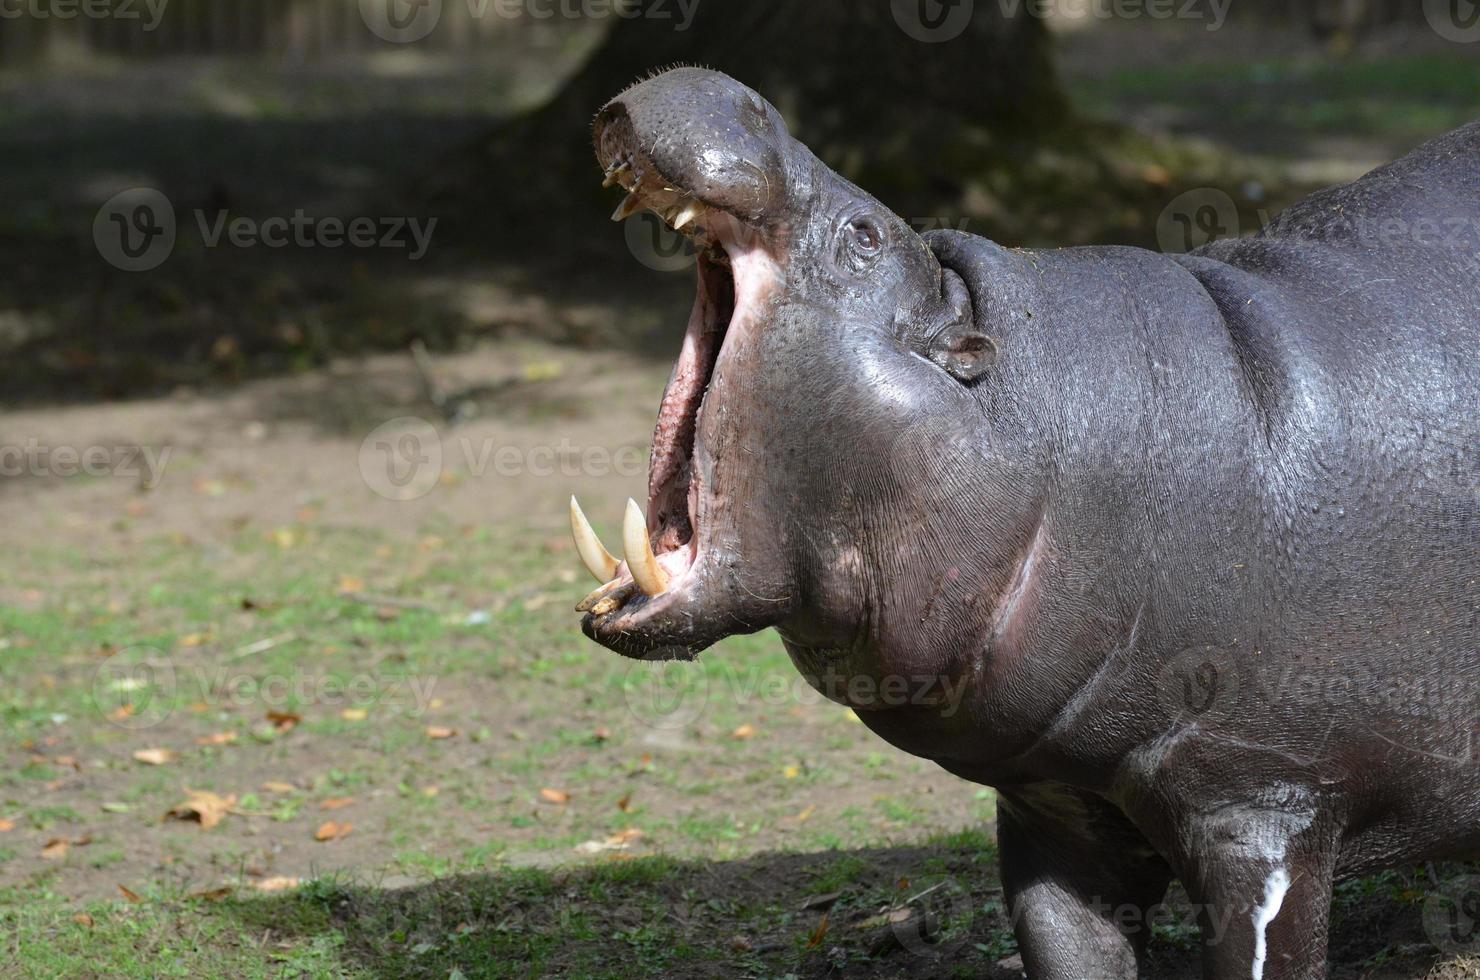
570,496 -> 619,584
623,498 -> 668,597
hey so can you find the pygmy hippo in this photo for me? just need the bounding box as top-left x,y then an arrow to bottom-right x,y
569,67 -> 1480,978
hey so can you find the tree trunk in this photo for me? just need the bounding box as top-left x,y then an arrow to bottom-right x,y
428,0 -> 1068,246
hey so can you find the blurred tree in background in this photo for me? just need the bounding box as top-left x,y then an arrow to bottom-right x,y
438,0 -> 1066,224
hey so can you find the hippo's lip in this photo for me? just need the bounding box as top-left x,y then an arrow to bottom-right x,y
569,161 -> 782,659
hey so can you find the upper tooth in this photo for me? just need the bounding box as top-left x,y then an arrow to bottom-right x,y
602,159 -> 631,188
672,201 -> 706,231
623,498 -> 668,597
570,496 -> 620,584
611,191 -> 643,222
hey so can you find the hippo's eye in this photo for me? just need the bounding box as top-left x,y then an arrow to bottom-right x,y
834,217 -> 884,276
848,220 -> 881,253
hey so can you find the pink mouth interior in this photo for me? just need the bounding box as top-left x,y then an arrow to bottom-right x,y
648,249 -> 733,564
608,219 -> 778,598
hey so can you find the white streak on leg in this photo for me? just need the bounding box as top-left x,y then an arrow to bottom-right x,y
1250,867 -> 1291,980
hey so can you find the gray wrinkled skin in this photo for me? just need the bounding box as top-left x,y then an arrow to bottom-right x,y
580,68 -> 1480,978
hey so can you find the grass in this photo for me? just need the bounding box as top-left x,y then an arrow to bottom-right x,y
0,510 -> 1005,976
1072,52 -> 1480,148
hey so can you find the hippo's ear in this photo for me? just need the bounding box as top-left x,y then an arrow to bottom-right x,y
901,267 -> 997,384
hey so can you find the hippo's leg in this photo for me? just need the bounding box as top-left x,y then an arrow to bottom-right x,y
1174,800 -> 1340,980
997,785 -> 1172,979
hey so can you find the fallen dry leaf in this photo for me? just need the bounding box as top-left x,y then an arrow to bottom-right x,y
73,913 -> 94,927
782,764 -> 801,779
591,727 -> 611,743
166,790 -> 236,829
731,724 -> 757,740
616,793 -> 632,813
539,788 -> 570,805
794,805 -> 817,823
132,748 -> 175,766
265,711 -> 301,733
314,820 -> 353,842
41,838 -> 70,860
195,731 -> 237,746
318,797 -> 355,811
340,708 -> 368,722
189,887 -> 234,902
261,781 -> 297,794
574,829 -> 645,855
426,726 -> 456,740
0,819 -> 13,832
117,884 -> 143,903
109,704 -> 136,722
806,911 -> 831,949
254,876 -> 300,892
337,575 -> 366,595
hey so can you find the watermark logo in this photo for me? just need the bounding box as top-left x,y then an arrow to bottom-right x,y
624,210 -> 699,273
621,657 -> 711,730
94,188 -> 176,273
1425,0 -> 1480,42
1156,187 -> 1240,253
887,874 -> 977,957
892,0 -> 975,42
359,0 -> 442,42
93,646 -> 176,731
1154,644 -> 1243,726
1423,875 -> 1480,954
360,417 -> 444,501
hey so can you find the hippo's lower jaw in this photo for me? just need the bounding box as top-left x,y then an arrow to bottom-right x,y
568,129 -> 789,661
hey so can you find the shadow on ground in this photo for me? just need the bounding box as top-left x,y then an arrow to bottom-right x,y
209,842 -> 1476,979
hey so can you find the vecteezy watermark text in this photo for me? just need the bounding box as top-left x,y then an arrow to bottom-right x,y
0,0 -> 169,30
94,188 -> 437,273
891,0 -> 1229,42
94,646 -> 440,730
358,416 -> 648,501
0,439 -> 171,488
358,0 -> 699,44
196,210 -> 436,261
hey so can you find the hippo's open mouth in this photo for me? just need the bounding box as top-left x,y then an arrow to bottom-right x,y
569,122 -> 784,659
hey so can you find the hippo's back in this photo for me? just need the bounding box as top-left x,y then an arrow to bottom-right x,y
1165,124 -> 1480,866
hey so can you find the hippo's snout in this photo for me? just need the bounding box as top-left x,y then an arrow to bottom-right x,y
593,67 -> 794,228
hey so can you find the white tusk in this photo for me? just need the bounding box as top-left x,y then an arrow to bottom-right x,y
570,496 -> 619,584
672,201 -> 706,231
611,191 -> 643,222
623,498 -> 668,597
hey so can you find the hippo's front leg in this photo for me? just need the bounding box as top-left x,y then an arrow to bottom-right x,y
998,786 -> 1173,979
